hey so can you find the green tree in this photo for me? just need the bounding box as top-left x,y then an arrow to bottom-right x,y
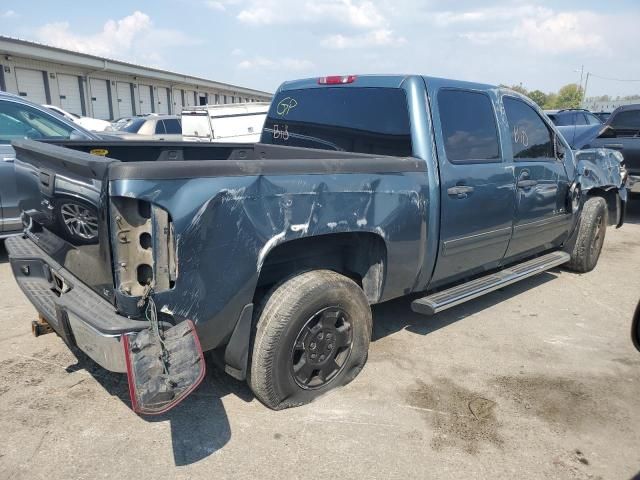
528,90 -> 547,107
555,83 -> 584,109
507,84 -> 529,96
543,93 -> 558,110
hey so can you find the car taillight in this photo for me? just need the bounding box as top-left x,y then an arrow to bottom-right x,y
318,75 -> 357,85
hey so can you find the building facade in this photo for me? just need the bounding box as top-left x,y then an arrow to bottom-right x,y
0,36 -> 272,120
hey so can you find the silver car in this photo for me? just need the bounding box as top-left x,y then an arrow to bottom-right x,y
110,115 -> 182,141
0,92 -> 99,238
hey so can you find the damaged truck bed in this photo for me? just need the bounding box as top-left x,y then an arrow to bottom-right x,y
6,74 -> 627,413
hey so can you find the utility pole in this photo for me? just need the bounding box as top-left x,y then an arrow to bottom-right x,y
583,72 -> 590,106
579,65 -> 584,91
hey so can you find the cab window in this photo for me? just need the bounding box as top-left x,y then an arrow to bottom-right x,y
503,97 -> 554,160
437,89 -> 501,164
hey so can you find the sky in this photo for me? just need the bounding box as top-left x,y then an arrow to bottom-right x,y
1,0 -> 639,97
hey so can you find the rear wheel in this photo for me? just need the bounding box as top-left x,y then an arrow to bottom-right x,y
565,196 -> 607,273
249,270 -> 372,410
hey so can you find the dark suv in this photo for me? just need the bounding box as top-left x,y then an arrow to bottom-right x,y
545,109 -> 602,127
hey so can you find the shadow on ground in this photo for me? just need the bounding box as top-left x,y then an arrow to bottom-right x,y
371,270 -> 558,342
64,348 -> 253,466
624,196 -> 640,225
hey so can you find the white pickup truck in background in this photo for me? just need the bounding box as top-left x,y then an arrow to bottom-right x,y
181,102 -> 270,143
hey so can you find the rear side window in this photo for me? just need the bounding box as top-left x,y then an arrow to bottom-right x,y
503,97 -> 554,160
164,119 -> 181,134
155,121 -> 166,134
437,89 -> 501,163
262,87 -> 412,157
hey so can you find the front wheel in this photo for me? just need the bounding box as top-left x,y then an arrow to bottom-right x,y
565,196 -> 607,273
249,270 -> 372,410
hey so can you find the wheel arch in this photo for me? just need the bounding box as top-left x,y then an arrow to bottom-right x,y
255,231 -> 387,305
584,187 -> 625,227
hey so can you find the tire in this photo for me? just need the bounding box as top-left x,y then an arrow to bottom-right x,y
565,196 -> 607,273
249,270 -> 372,410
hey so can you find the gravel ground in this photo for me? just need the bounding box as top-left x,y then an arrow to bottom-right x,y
0,202 -> 639,480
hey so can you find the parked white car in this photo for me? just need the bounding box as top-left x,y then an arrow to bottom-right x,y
182,102 -> 269,143
43,105 -> 112,132
108,115 -> 182,141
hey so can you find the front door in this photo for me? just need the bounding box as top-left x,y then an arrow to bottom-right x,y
429,87 -> 516,287
501,96 -> 572,262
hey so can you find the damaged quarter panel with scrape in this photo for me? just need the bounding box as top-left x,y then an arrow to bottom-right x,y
110,169 -> 429,351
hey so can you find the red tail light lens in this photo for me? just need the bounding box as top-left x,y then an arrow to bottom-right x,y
318,75 -> 357,85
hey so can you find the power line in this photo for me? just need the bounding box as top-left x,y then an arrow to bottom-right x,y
587,72 -> 640,82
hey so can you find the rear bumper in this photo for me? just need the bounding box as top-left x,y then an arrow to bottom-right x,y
6,235 -> 149,373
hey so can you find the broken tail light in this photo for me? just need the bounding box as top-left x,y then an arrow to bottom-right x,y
123,319 -> 206,415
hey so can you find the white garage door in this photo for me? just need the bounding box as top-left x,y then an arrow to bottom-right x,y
156,87 -> 169,114
184,90 -> 196,107
89,78 -> 110,120
139,84 -> 153,114
57,74 -> 83,116
116,82 -> 133,118
173,89 -> 184,113
15,68 -> 47,105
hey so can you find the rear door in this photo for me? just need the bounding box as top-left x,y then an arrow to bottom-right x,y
156,87 -> 169,114
15,68 -> 48,105
57,74 -> 83,116
89,78 -> 111,120
116,82 -> 134,118
172,89 -> 183,114
502,96 -> 572,261
428,88 -> 515,286
138,85 -> 153,114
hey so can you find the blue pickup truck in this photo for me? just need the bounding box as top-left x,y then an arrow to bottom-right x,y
6,74 -> 626,413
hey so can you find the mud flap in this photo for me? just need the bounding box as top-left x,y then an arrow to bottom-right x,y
123,320 -> 206,415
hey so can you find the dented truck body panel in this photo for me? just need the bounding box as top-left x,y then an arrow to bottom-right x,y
110,169 -> 430,351
7,74 -> 627,389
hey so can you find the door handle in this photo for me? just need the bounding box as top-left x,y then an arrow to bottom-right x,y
517,179 -> 538,189
603,143 -> 623,150
447,185 -> 474,199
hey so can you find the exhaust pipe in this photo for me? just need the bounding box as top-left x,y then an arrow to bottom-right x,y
32,315 -> 53,337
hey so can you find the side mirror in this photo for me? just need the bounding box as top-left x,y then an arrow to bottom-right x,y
632,301 -> 640,352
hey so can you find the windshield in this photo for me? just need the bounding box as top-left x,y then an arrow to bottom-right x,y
117,118 -> 146,133
262,87 -> 413,157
